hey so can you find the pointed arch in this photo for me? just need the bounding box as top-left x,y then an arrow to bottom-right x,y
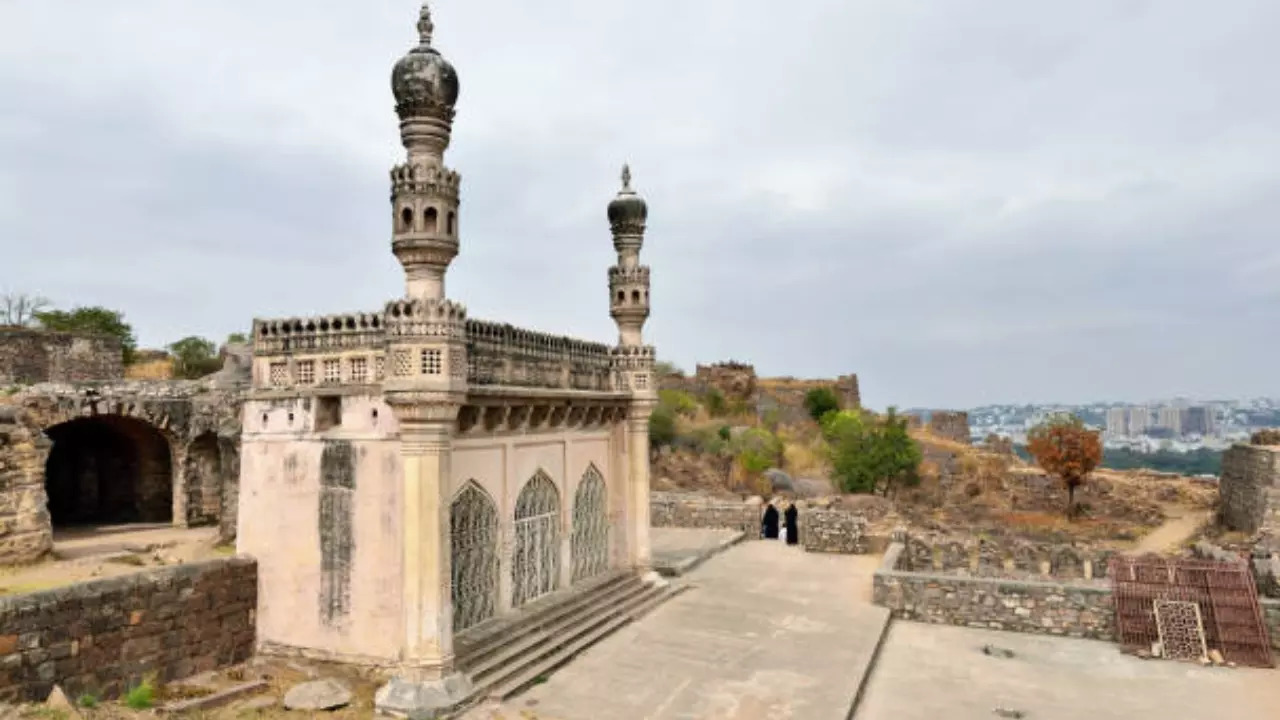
451,480 -> 499,631
572,464 -> 609,582
512,470 -> 561,607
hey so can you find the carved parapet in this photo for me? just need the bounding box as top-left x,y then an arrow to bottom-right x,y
462,319 -> 614,391
384,298 -> 468,340
252,312 -> 385,356
390,162 -> 461,203
612,345 -> 656,394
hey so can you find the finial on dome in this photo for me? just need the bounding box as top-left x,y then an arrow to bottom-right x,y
417,2 -> 434,45
621,164 -> 632,193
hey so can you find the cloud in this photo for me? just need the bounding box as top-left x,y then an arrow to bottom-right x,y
2,0 -> 1278,408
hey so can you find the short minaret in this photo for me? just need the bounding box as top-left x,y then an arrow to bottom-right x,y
377,3 -> 472,716
607,165 -> 658,570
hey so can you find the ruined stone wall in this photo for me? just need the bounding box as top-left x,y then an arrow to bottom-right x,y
873,543 -> 1115,639
1219,443 -> 1280,543
693,362 -> 756,402
800,509 -> 867,554
0,557 -> 256,703
0,329 -> 123,386
927,411 -> 971,445
1263,598 -> 1280,651
650,491 -> 759,533
0,408 -> 52,564
899,533 -> 1116,580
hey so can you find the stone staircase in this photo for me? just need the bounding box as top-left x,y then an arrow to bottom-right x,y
455,570 -> 684,702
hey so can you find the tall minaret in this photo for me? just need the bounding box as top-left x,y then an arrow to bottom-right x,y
377,4 -> 472,716
607,164 -> 651,347
389,1 -> 461,302
607,165 -> 657,572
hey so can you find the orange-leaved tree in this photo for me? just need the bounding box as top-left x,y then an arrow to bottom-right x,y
1026,413 -> 1103,518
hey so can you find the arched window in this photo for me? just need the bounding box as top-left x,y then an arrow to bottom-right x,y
424,207 -> 439,232
451,482 -> 499,631
399,206 -> 414,232
447,211 -> 456,235
512,471 -> 561,607
571,465 -> 609,582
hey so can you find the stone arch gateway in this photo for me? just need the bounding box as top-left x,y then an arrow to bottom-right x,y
43,415 -> 174,526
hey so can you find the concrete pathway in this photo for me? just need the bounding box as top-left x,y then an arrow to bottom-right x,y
650,527 -> 744,577
856,622 -> 1280,720
469,537 -> 889,720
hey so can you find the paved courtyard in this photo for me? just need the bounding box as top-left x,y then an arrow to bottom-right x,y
855,621 -> 1280,720
472,534 -> 889,720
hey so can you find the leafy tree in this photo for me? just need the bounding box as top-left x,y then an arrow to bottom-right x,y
1,292 -> 51,327
822,407 -> 922,496
733,427 -> 783,476
225,332 -> 248,345
167,336 -> 221,379
649,406 -> 677,449
803,386 -> 841,423
1026,413 -> 1103,517
654,360 -> 684,377
34,306 -> 137,364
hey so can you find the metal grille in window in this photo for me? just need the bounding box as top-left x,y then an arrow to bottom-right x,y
392,350 -> 413,377
350,357 -> 368,383
512,471 -> 561,608
420,348 -> 443,375
449,347 -> 466,379
450,482 -> 499,632
323,358 -> 341,384
571,465 -> 609,582
296,360 -> 316,384
269,362 -> 288,386
374,355 -> 386,380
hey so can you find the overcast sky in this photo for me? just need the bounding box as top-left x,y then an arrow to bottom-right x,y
2,1 -> 1277,410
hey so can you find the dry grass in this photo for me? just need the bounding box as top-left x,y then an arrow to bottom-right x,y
124,358 -> 174,380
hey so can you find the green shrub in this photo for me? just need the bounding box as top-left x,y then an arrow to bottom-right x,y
717,425 -> 732,442
803,387 -> 842,423
703,389 -> 727,417
657,389 -> 699,418
77,693 -> 99,708
733,427 -> 784,475
649,407 -> 677,449
124,675 -> 156,710
822,408 -> 921,495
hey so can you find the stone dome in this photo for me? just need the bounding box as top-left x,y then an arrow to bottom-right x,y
608,165 -> 648,229
391,3 -> 459,117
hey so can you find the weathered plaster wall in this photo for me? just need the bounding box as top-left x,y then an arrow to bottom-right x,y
1219,443 -> 1280,542
237,394 -> 404,665
0,329 -> 123,386
0,557 -> 256,703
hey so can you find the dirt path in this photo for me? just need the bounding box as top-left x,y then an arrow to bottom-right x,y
1128,506 -> 1212,555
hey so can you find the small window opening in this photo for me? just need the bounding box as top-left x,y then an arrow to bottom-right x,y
400,206 -> 413,231
424,207 -> 439,232
316,395 -> 342,432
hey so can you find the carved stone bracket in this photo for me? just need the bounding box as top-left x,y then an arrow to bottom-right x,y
454,400 -> 626,437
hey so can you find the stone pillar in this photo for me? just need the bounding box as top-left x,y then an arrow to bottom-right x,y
376,403 -> 472,716
627,404 -> 655,570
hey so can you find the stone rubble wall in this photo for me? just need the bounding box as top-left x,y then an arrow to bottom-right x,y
927,411 -> 971,445
0,557 -> 257,703
650,492 -> 759,533
874,542 -> 1115,639
876,541 -> 1280,651
1218,443 -> 1280,543
0,408 -> 52,564
800,509 -> 867,554
900,534 -> 1116,581
0,329 -> 123,386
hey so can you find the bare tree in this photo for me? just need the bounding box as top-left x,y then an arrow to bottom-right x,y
1,293 -> 52,327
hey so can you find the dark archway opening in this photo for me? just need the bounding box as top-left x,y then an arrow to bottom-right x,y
44,416 -> 174,527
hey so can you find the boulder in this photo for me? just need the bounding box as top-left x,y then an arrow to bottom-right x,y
764,468 -> 794,493
283,679 -> 352,711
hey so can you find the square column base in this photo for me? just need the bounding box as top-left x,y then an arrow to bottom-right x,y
374,672 -> 472,719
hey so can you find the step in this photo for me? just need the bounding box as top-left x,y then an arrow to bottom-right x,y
485,584 -> 682,701
466,579 -> 653,683
457,572 -> 640,668
455,570 -> 633,663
